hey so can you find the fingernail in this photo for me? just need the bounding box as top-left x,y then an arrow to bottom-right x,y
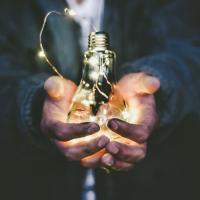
103,154 -> 114,166
108,144 -> 119,154
88,124 -> 100,134
98,136 -> 109,148
108,120 -> 118,131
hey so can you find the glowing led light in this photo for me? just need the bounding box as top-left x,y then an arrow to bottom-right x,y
68,9 -> 76,17
66,32 -> 122,140
85,83 -> 90,87
38,50 -> 46,58
89,116 -> 97,122
39,7 -> 97,79
102,109 -> 107,115
89,71 -> 99,81
64,8 -> 77,17
81,99 -> 95,106
82,100 -> 90,106
105,58 -> 110,65
99,72 -> 104,75
122,110 -> 130,120
88,56 -> 99,67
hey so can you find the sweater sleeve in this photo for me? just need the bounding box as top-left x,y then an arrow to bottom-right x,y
118,2 -> 200,144
0,1 -> 59,159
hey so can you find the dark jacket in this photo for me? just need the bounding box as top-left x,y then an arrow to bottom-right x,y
0,0 -> 200,200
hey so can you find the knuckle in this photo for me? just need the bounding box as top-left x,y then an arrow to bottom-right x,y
88,139 -> 100,151
54,124 -> 70,140
122,154 -> 131,162
139,152 -> 146,160
56,130 -> 66,140
136,127 -> 149,143
83,146 -> 93,155
64,149 -> 76,161
135,149 -> 146,162
120,148 -> 131,161
137,136 -> 147,143
50,121 -> 60,131
125,125 -> 134,137
41,118 -> 52,130
41,119 -> 56,137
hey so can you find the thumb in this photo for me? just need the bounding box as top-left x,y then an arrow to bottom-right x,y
117,73 -> 160,99
44,76 -> 77,101
135,73 -> 160,94
44,76 -> 65,99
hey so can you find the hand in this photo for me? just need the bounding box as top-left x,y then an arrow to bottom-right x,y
81,72 -> 160,171
41,76 -> 109,161
106,72 -> 160,171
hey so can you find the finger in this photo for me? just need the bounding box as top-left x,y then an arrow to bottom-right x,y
101,153 -> 115,167
44,76 -> 65,99
44,76 -> 77,101
46,121 -> 100,141
82,151 -> 135,171
43,76 -> 77,119
110,159 -> 134,171
127,95 -> 158,126
101,153 -> 134,171
81,149 -> 106,168
56,136 -> 109,161
107,118 -> 149,143
42,79 -> 77,131
106,141 -> 146,163
117,73 -> 160,97
135,73 -> 160,94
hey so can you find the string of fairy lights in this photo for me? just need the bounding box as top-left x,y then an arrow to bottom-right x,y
38,8 -> 135,132
38,8 -> 97,78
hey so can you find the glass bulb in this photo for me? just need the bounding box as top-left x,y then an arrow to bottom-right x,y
67,32 -> 125,140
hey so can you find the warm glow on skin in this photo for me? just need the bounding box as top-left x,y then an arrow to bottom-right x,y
42,73 -> 159,171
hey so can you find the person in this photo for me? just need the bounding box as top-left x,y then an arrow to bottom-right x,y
0,0 -> 200,200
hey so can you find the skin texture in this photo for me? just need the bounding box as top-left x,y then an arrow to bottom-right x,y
41,76 -> 110,161
41,73 -> 160,170
81,73 -> 160,171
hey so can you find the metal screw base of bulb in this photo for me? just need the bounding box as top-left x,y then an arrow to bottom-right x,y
88,32 -> 110,51
67,32 -> 124,141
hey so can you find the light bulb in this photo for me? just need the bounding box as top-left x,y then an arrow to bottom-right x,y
67,32 -> 125,140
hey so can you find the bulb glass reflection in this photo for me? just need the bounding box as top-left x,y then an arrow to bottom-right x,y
67,32 -> 125,140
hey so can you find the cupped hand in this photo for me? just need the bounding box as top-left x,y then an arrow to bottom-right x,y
41,76 -> 109,161
81,72 -> 160,171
